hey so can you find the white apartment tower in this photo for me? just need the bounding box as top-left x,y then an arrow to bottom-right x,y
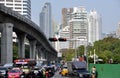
0,0 -> 31,19
88,9 -> 102,45
40,2 -> 52,39
60,7 -> 102,49
69,7 -> 88,48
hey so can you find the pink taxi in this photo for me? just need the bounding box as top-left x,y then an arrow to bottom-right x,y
8,67 -> 23,78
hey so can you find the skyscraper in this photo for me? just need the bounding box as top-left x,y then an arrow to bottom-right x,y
69,6 -> 88,48
61,7 -> 102,49
62,8 -> 73,28
40,2 -> 52,39
88,9 -> 102,45
0,0 -> 31,19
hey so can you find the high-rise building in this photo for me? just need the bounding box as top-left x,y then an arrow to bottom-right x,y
69,7 -> 88,48
62,8 -> 73,28
0,0 -> 31,19
60,6 -> 102,49
88,9 -> 102,45
40,2 -> 52,39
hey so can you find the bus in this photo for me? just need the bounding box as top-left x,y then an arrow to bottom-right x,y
14,58 -> 36,74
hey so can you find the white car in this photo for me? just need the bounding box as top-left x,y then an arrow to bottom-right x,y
3,63 -> 13,68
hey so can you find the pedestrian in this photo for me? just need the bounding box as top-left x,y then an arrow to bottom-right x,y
48,69 -> 54,77
37,71 -> 44,78
45,70 -> 49,78
21,72 -> 26,78
91,66 -> 96,78
26,71 -> 36,78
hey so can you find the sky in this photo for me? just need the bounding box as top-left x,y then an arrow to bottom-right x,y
31,0 -> 120,33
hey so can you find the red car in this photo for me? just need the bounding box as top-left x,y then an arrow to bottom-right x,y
8,68 -> 23,78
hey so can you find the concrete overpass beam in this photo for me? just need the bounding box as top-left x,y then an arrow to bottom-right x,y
16,33 -> 26,58
29,40 -> 37,59
0,23 -> 13,64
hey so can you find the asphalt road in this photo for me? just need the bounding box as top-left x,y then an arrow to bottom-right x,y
53,71 -> 69,78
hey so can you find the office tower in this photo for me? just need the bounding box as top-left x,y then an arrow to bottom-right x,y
69,6 -> 88,48
0,0 -> 31,19
62,8 -> 73,28
40,2 -> 52,39
88,9 -> 102,45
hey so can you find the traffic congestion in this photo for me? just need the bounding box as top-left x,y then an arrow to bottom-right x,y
0,58 -> 95,78
0,58 -> 57,78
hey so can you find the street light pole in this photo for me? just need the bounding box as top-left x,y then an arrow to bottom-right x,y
94,49 -> 96,64
75,39 -> 77,58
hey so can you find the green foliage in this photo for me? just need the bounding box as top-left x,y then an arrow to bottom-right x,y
77,45 -> 84,56
62,37 -> 120,64
13,43 -> 18,60
13,43 -> 29,60
62,49 -> 75,61
88,37 -> 120,63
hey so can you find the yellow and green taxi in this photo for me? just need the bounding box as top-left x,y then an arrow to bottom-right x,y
60,67 -> 68,76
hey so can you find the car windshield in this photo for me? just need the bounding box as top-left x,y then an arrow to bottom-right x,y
34,68 -> 39,70
72,61 -> 87,69
4,63 -> 13,67
0,68 -> 7,70
9,69 -> 20,73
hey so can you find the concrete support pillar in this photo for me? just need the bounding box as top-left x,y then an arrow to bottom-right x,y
16,33 -> 26,58
36,46 -> 47,64
29,40 -> 37,59
46,52 -> 50,61
36,46 -> 42,60
40,50 -> 46,61
0,23 -> 13,64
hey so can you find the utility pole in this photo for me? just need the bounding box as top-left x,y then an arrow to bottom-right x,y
94,49 -> 96,64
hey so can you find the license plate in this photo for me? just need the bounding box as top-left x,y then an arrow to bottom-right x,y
12,76 -> 14,78
79,74 -> 83,77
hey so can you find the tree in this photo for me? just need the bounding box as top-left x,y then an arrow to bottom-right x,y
77,45 -> 84,56
62,49 -> 75,61
13,43 -> 18,60
88,37 -> 120,63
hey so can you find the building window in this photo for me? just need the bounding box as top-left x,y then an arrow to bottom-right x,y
15,7 -> 21,10
6,0 -> 13,2
15,0 -> 21,2
15,4 -> 21,6
6,3 -> 13,6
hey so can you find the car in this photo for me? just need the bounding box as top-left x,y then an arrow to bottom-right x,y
0,66 -> 10,77
60,67 -> 68,76
8,67 -> 23,78
0,67 -> 8,75
20,65 -> 30,74
45,66 -> 55,78
67,61 -> 92,78
33,66 -> 40,75
3,63 -> 13,69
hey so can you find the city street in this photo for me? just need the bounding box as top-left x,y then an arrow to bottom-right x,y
53,71 -> 69,78
0,0 -> 119,78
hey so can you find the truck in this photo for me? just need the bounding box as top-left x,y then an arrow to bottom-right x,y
67,61 -> 92,78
